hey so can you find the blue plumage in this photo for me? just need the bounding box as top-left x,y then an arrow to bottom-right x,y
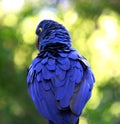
27,20 -> 95,124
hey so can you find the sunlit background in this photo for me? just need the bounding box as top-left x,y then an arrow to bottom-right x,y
0,0 -> 120,124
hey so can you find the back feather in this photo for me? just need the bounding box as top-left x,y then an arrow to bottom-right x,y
27,49 -> 95,124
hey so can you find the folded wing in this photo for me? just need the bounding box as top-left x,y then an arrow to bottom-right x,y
27,50 -> 95,123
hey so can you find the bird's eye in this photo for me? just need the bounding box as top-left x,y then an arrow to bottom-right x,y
39,28 -> 42,33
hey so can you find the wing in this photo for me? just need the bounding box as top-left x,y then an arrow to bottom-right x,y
27,49 -> 95,122
55,50 -> 95,116
27,56 -> 63,123
70,55 -> 95,116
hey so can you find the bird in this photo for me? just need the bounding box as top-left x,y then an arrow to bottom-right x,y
27,20 -> 95,124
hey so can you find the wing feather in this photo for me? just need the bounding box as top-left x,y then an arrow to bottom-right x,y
27,50 -> 95,122
57,57 -> 70,70
54,77 -> 69,100
70,66 -> 95,116
60,79 -> 75,108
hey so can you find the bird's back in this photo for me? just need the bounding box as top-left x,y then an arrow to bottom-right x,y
27,48 -> 95,124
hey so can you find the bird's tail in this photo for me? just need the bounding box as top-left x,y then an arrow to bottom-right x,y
48,112 -> 79,124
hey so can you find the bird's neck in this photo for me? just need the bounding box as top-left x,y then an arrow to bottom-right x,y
41,29 -> 71,48
38,41 -> 72,58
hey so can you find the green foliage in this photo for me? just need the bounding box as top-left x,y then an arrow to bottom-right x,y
0,0 -> 120,124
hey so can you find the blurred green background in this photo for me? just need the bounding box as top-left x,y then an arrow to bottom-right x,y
0,0 -> 120,124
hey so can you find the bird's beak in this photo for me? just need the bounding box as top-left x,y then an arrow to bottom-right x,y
36,36 -> 40,50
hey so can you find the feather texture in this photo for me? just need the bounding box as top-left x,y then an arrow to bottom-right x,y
27,20 -> 95,124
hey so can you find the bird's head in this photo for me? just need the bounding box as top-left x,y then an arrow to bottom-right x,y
36,20 -> 71,51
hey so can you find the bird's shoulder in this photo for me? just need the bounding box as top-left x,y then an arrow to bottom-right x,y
27,49 -> 92,85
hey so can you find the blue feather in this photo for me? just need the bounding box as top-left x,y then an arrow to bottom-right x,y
55,66 -> 66,81
48,58 -> 55,65
27,19 -> 95,124
57,58 -> 70,70
60,79 -> 75,108
35,62 -> 42,73
32,57 -> 41,67
42,66 -> 54,80
42,79 -> 51,90
54,77 -> 69,100
70,80 -> 90,115
54,75 -> 66,87
70,67 -> 95,116
59,52 -> 68,57
36,72 -> 42,82
41,57 -> 48,64
46,64 -> 55,70
68,51 -> 79,60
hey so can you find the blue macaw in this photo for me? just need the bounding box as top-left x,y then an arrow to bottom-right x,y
27,20 -> 95,124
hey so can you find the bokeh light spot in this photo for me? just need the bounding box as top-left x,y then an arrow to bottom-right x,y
2,0 -> 24,12
3,14 -> 17,27
109,102 -> 120,117
79,117 -> 88,124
